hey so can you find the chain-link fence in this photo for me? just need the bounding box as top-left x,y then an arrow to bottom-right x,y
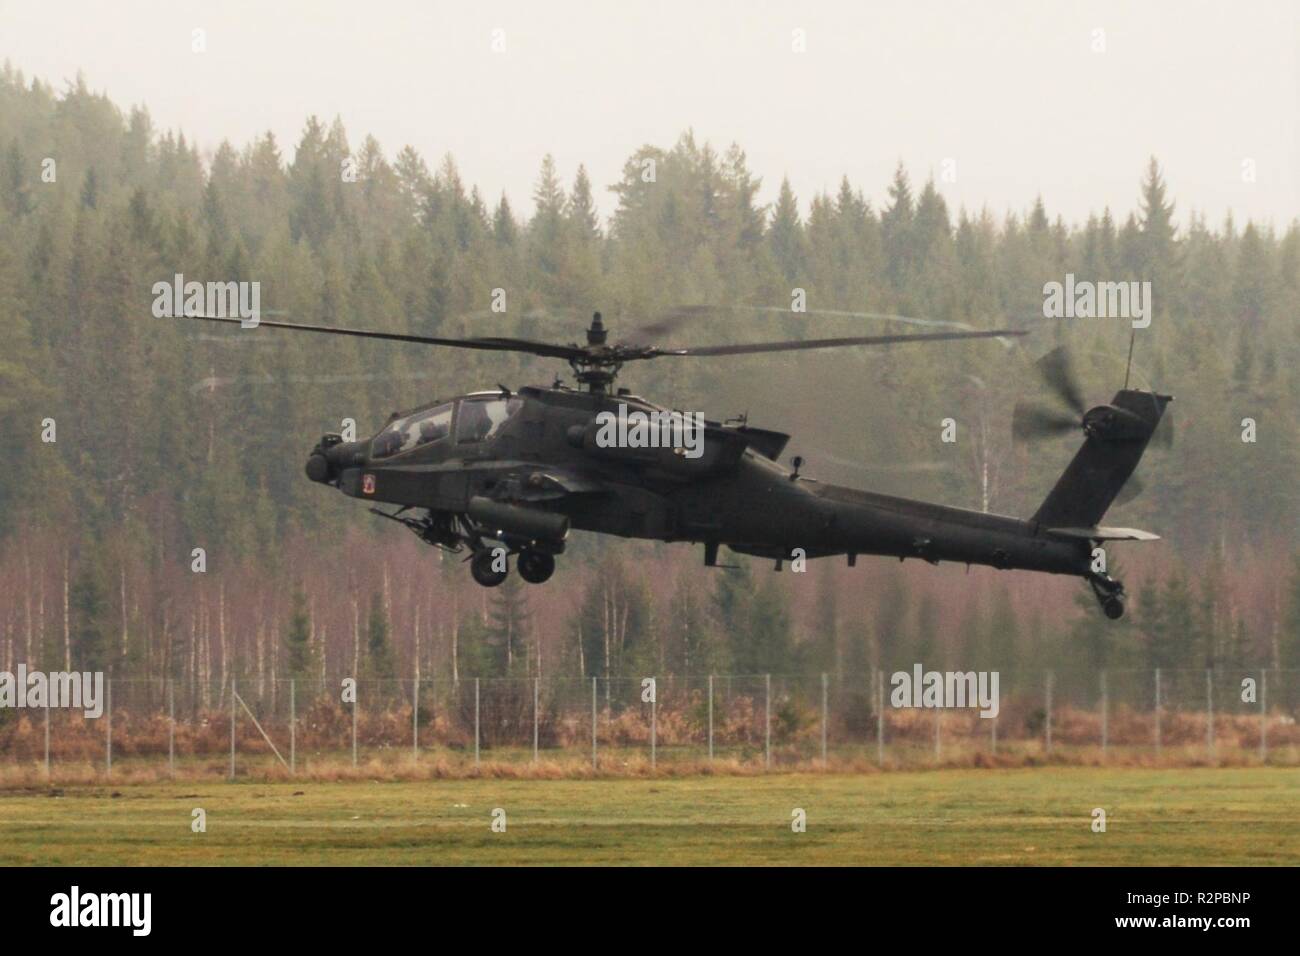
2,669 -> 1295,776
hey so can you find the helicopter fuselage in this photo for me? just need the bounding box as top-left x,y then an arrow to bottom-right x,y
307,383 -> 1093,581
183,309 -> 1162,617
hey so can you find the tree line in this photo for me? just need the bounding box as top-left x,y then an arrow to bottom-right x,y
0,64 -> 1298,709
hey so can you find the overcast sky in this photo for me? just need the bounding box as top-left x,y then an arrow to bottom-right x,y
3,0 -> 1297,229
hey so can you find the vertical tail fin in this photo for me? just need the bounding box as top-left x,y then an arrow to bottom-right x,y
1031,389 -> 1172,528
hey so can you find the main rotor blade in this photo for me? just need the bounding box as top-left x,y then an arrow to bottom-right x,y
648,328 -> 1025,357
1036,346 -> 1087,415
174,313 -> 586,360
662,303 -> 980,332
1012,401 -> 1079,442
618,309 -> 701,346
804,450 -> 950,475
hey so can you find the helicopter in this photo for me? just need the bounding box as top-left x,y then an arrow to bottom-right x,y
179,310 -> 1171,619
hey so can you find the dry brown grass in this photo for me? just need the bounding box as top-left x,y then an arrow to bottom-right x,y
3,694 -> 1295,789
2,739 -> 1294,789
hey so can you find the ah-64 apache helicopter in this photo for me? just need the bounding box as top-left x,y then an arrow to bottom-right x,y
180,310 -> 1170,619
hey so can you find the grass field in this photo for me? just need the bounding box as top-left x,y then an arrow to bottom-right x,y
1,767 -> 1295,866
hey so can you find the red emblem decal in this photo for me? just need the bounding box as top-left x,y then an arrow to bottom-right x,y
362,474 -> 376,495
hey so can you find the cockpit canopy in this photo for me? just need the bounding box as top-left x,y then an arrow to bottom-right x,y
371,395 -> 522,459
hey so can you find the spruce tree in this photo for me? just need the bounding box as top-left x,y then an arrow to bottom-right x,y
69,560 -> 109,673
365,590 -> 395,682
284,587 -> 315,681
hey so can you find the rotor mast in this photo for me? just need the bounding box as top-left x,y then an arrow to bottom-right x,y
570,312 -> 623,394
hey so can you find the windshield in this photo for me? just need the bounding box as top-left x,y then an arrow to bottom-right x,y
456,397 -> 522,443
371,403 -> 454,458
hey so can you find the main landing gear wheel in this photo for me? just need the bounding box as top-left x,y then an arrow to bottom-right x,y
1102,594 -> 1125,619
470,548 -> 509,587
516,549 -> 556,584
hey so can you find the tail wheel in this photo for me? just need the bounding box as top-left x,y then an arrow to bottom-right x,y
470,548 -> 509,587
516,549 -> 556,584
1088,574 -> 1126,620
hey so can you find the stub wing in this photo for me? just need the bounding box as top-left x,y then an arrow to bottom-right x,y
510,467 -> 609,502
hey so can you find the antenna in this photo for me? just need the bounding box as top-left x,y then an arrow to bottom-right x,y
1123,329 -> 1136,389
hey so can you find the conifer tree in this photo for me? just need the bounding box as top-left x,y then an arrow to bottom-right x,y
69,560 -> 109,672
365,590 -> 395,682
284,587 -> 315,681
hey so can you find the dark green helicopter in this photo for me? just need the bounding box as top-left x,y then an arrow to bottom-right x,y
180,311 -> 1170,618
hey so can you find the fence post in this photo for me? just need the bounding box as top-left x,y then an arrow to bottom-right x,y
764,673 -> 771,770
229,678 -> 235,781
1154,667 -> 1162,756
474,678 -> 480,768
1044,670 -> 1053,755
533,677 -> 540,763
1100,670 -> 1108,760
413,675 -> 419,764
106,678 -> 113,776
1205,669 -> 1214,757
351,681 -> 359,768
820,672 -> 828,765
168,679 -> 175,774
707,675 -> 714,761
875,670 -> 884,765
1258,665 -> 1268,764
591,676 -> 597,769
290,679 -> 296,775
650,677 -> 657,770
44,691 -> 50,778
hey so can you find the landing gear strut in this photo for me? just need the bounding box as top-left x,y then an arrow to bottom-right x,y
374,506 -> 564,588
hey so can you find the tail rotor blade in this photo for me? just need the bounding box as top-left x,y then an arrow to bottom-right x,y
1114,474 -> 1145,507
1150,406 -> 1174,449
1036,346 -> 1087,415
1012,401 -> 1080,443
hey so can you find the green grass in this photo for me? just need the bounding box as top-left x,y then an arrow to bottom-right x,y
1,767 -> 1295,865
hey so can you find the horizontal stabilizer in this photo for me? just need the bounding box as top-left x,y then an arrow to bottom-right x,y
1047,526 -> 1161,542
